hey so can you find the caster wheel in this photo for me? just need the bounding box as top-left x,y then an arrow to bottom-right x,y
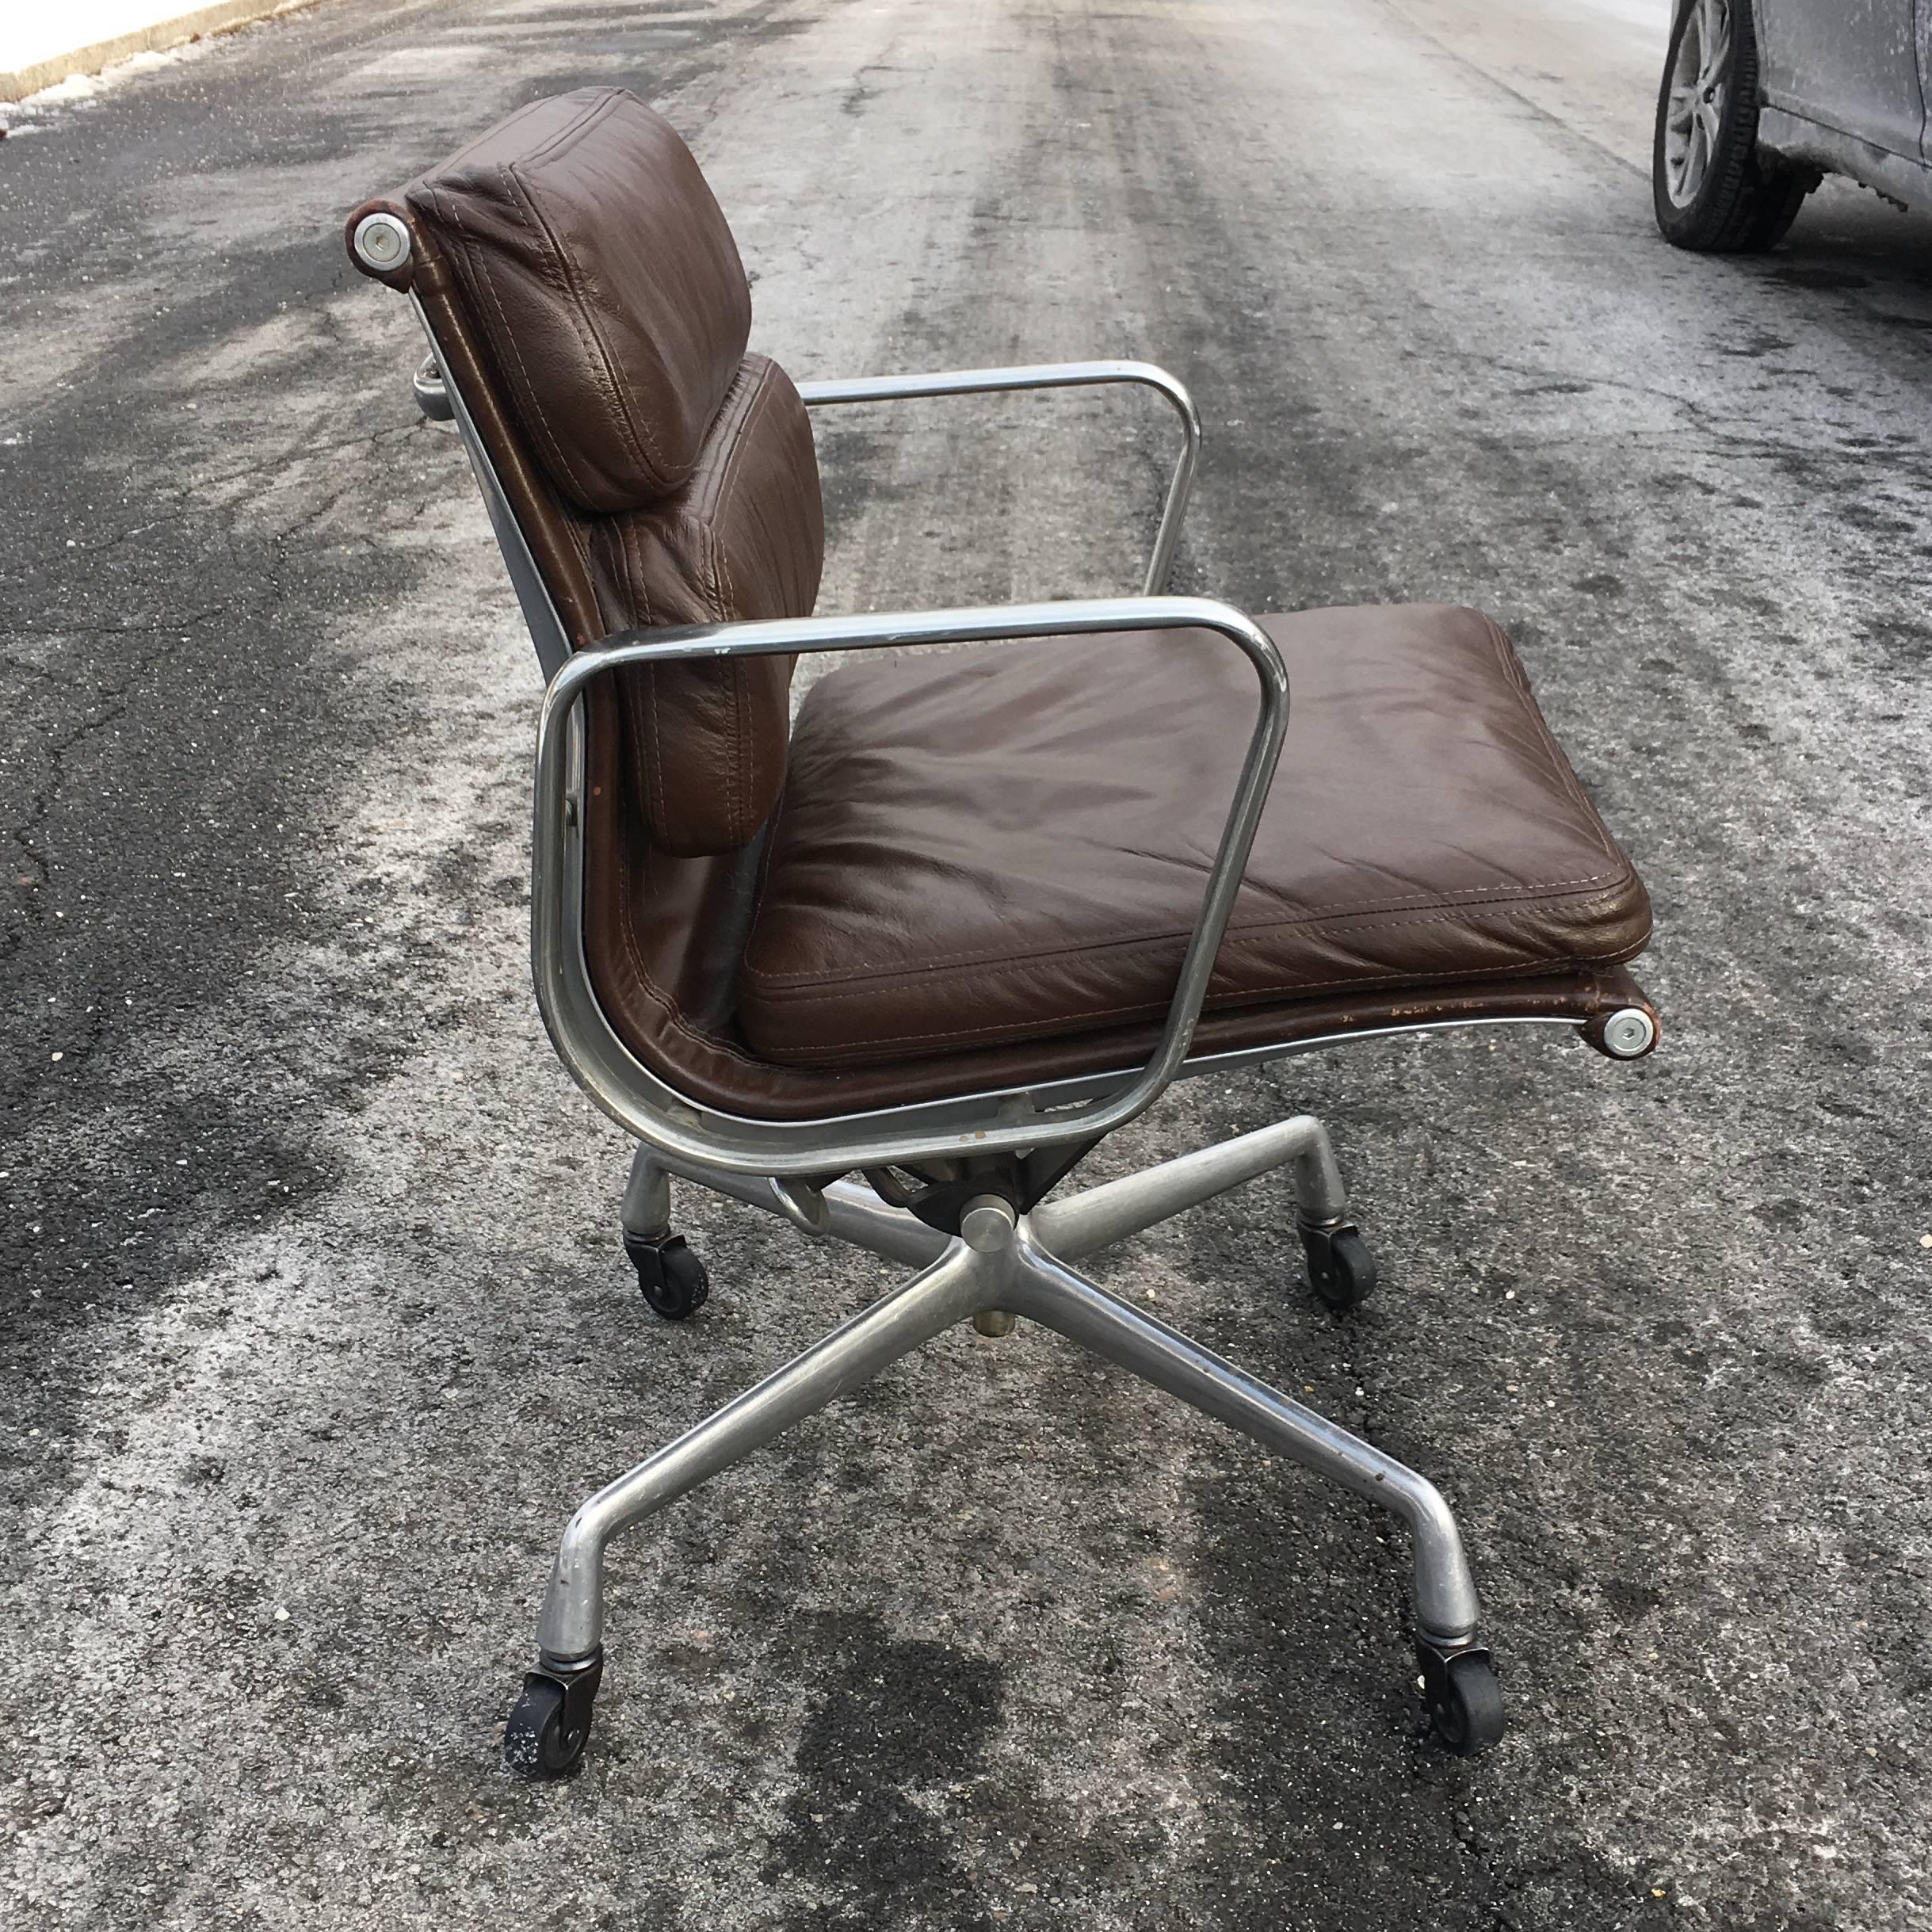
503,1662 -> 599,1778
624,1231 -> 710,1320
1421,1645 -> 1506,1757
1300,1221 -> 1377,1311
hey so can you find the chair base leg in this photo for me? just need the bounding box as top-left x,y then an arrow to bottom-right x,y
616,1147 -> 949,1318
526,1131 -> 1502,1777
1029,1112 -> 1349,1260
1002,1233 -> 1481,1647
618,1144 -> 672,1242
532,1241 -> 990,1668
1028,1111 -> 1379,1310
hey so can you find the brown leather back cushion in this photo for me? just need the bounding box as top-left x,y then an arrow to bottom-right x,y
587,353 -> 824,853
394,88 -> 825,853
406,87 -> 752,514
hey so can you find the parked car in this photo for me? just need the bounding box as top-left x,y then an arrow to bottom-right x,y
1653,0 -> 1927,250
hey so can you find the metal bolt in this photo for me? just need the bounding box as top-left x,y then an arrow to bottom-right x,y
960,1194 -> 1016,1252
353,212 -> 411,272
1601,1008 -> 1656,1059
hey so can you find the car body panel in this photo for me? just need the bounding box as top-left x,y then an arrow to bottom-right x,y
1756,103 -> 1930,208
1755,0 -> 1926,161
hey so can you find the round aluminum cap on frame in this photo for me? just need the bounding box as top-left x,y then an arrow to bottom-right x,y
1598,1008 -> 1657,1059
353,212 -> 412,273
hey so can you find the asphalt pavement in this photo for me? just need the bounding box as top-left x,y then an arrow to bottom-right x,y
2,2 -> 1930,1927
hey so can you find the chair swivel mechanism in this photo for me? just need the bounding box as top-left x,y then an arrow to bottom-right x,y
344,88 -> 1658,1778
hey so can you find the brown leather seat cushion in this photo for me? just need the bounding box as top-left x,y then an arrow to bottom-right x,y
738,604 -> 1651,1069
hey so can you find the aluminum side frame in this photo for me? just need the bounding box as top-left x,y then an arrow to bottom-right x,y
532,594 -> 1290,1175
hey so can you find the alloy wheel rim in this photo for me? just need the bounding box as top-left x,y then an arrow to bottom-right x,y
1663,0 -> 1732,208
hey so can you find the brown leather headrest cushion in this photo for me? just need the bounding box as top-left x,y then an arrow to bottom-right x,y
404,87 -> 752,514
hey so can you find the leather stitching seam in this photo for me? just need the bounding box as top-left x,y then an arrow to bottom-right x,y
747,938 -> 1648,1060
741,870 -> 1644,991
435,190 -> 591,505
497,160 -> 669,497
614,849 -> 791,1071
1477,609 -> 1619,860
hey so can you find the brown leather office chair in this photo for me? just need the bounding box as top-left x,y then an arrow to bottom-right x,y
346,86 -> 1657,1780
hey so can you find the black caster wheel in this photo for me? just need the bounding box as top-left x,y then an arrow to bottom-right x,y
1419,1643 -> 1506,1757
503,1656 -> 601,1778
624,1230 -> 710,1320
1300,1220 -> 1377,1311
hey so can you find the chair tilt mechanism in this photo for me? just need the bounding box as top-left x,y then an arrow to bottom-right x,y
345,87 -> 1658,1778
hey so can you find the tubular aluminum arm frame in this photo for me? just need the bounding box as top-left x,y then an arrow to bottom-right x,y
532,593 -> 1289,1178
410,349 -> 1201,594
795,361 -> 1202,594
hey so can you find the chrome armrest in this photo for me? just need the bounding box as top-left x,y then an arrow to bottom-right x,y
531,594 -> 1288,1177
796,361 -> 1202,594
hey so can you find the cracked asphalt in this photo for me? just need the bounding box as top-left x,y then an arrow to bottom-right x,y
2,1 -> 1930,1926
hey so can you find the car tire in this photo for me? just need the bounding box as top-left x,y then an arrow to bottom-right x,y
1652,0 -> 1816,252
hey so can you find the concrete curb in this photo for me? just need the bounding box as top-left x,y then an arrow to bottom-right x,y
0,0 -> 323,104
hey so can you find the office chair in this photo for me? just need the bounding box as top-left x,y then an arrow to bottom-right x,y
344,86 -> 1657,1778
